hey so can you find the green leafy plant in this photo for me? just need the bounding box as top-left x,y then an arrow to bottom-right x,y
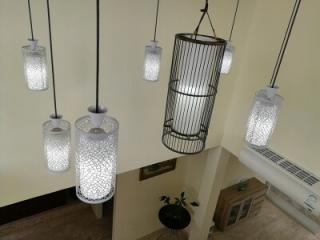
237,179 -> 249,191
160,192 -> 199,208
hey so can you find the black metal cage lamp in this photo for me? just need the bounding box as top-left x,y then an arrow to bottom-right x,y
162,1 -> 227,155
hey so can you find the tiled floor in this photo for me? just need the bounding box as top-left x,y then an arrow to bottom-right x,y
139,229 -> 188,240
0,202 -> 112,240
212,199 -> 320,240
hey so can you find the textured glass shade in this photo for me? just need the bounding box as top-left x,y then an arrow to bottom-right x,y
143,41 -> 162,82
162,34 -> 226,154
43,115 -> 71,172
22,40 -> 48,91
245,86 -> 283,148
221,41 -> 234,74
75,107 -> 119,204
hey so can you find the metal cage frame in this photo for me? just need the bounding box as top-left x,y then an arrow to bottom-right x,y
162,33 -> 226,154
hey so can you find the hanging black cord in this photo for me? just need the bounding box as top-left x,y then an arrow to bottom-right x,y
96,0 -> 100,113
206,12 -> 217,38
270,0 -> 302,88
229,0 -> 240,41
27,0 -> 34,40
46,0 -> 58,118
153,0 -> 160,41
194,0 -> 216,37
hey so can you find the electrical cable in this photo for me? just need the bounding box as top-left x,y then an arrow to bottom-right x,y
46,0 -> 58,117
270,0 -> 302,88
229,0 -> 240,41
153,0 -> 160,41
28,0 -> 35,40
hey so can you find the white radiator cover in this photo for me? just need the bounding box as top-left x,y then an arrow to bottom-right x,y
239,146 -> 320,217
267,184 -> 320,234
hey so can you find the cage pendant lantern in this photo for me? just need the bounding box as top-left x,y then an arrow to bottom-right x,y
22,0 -> 48,91
221,0 -> 239,74
75,0 -> 119,204
162,0 -> 226,154
143,0 -> 162,82
245,0 -> 302,148
42,0 -> 71,172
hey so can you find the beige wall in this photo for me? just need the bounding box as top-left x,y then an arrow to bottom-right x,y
222,0 -> 320,175
187,147 -> 231,240
0,0 -> 254,207
221,154 -> 257,189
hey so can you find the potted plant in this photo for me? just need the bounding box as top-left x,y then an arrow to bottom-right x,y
159,192 -> 199,230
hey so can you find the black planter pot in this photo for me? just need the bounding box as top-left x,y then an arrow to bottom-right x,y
158,204 -> 191,230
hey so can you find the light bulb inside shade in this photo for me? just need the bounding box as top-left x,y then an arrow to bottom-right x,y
221,41 -> 234,74
143,41 -> 162,82
43,115 -> 71,172
75,107 -> 119,204
22,39 -> 48,91
245,86 -> 283,148
171,37 -> 211,136
172,86 -> 207,135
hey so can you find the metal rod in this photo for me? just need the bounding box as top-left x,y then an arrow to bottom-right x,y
229,0 -> 240,41
153,0 -> 160,41
46,0 -> 58,118
96,0 -> 100,113
206,13 -> 216,38
28,0 -> 34,40
270,0 -> 302,88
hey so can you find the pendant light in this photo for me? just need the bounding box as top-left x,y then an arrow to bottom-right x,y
75,0 -> 119,204
245,0 -> 302,148
143,0 -> 162,82
22,0 -> 48,91
42,0 -> 71,172
162,0 -> 226,154
221,0 -> 239,74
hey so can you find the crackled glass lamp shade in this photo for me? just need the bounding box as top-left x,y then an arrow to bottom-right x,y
43,115 -> 71,172
22,39 -> 48,91
75,106 -> 119,204
143,41 -> 162,81
221,41 -> 234,74
245,86 -> 283,148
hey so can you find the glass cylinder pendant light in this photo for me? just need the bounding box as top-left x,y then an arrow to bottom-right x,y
221,0 -> 239,74
221,41 -> 235,74
42,0 -> 71,171
143,41 -> 162,81
162,0 -> 227,154
245,87 -> 283,148
22,0 -> 48,91
75,107 -> 118,203
75,0 -> 119,204
43,115 -> 71,171
245,0 -> 302,148
143,0 -> 162,82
